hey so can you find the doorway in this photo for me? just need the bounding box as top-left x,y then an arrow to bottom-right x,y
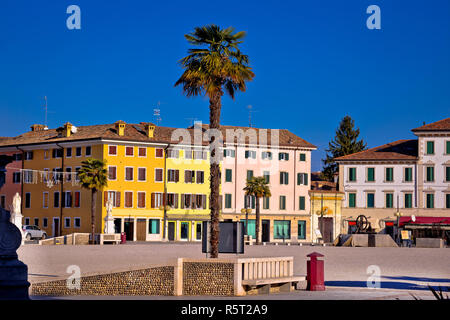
168,222 -> 175,241
319,217 -> 333,243
180,222 -> 189,240
124,219 -> 134,241
262,220 -> 270,242
53,218 -> 60,237
114,218 -> 122,234
136,219 -> 146,241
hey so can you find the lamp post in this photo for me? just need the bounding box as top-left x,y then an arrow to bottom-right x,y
241,207 -> 252,240
395,211 -> 402,245
159,205 -> 171,241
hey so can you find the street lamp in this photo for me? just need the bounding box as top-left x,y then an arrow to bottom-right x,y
159,205 -> 171,241
395,211 -> 402,245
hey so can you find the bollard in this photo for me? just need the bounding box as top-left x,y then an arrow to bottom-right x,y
120,232 -> 127,244
306,252 -> 325,291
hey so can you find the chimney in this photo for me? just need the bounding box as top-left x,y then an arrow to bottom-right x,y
30,124 -> 46,132
63,122 -> 73,137
144,123 -> 156,138
115,120 -> 126,136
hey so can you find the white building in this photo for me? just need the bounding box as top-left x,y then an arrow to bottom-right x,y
336,118 -> 450,239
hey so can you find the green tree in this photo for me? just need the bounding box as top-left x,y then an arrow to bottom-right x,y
175,25 -> 254,257
77,158 -> 108,244
243,176 -> 271,245
322,115 -> 367,181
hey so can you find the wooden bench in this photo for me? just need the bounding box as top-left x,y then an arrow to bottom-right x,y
97,233 -> 121,245
238,257 -> 306,294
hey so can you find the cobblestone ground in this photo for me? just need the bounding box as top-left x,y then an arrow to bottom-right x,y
19,242 -> 450,299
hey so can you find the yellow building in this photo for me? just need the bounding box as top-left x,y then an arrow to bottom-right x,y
309,190 -> 344,243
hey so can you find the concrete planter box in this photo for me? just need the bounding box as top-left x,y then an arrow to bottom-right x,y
416,238 -> 445,248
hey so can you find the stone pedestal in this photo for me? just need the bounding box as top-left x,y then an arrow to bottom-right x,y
0,208 -> 30,300
104,214 -> 115,234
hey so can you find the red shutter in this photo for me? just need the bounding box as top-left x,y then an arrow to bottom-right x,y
104,191 -> 108,207
175,194 -> 179,208
151,193 -> 155,208
202,195 -> 206,209
175,170 -> 179,182
116,191 -> 121,207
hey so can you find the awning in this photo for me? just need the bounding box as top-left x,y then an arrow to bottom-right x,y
399,216 -> 450,227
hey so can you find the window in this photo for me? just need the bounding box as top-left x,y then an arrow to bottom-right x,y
13,172 -> 21,183
225,169 -> 232,182
108,145 -> 117,155
279,195 -> 286,210
138,168 -> 146,181
23,170 -> 34,183
246,170 -> 253,181
43,218 -> 48,228
66,148 -> 72,158
167,149 -> 179,158
74,218 -> 81,228
446,194 -> 450,209
299,153 -> 306,161
44,150 -> 50,159
263,171 -> 270,183
74,191 -> 81,208
64,217 -> 71,228
148,219 -> 160,234
245,195 -> 256,209
262,151 -> 272,160
297,173 -> 308,185
138,147 -> 146,157
426,166 -> 434,182
181,194 -> 194,209
155,168 -> 163,182
385,168 -> 394,182
54,192 -> 60,208
299,196 -> 305,210
367,168 -> 375,182
66,167 -> 72,181
76,147 -> 82,157
263,197 -> 270,209
85,146 -> 92,156
167,169 -> 179,183
224,194 -> 232,209
184,170 -> 195,183
125,167 -> 134,181
196,171 -> 204,184
348,168 -> 356,182
184,149 -> 193,159
404,193 -> 412,208
13,153 -> 22,161
367,193 -> 375,208
196,223 -> 202,240
404,167 -> 413,182
137,192 -> 146,208
426,141 -> 434,155
445,166 -> 450,182
348,193 -> 356,208
447,141 -> 450,155
241,219 -> 256,238
280,172 -> 289,185
245,150 -> 256,159
52,168 -> 63,183
298,220 -> 306,239
278,152 -> 289,161
223,149 -> 235,158
106,191 -> 120,207
155,148 -> 164,158
151,193 -> 163,208
25,151 -> 33,160
124,191 -> 133,208
25,193 -> 31,208
274,221 -> 290,239
385,193 -> 393,208
426,194 -> 434,209
0,195 -> 5,209
193,150 -> 207,160
167,193 -> 178,208
125,146 -> 134,156
24,218 -> 30,225
108,166 -> 117,180
63,191 -> 72,208
75,167 -> 81,182
195,195 -> 207,209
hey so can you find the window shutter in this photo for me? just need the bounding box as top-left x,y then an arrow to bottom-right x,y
104,191 -> 108,206
286,153 -> 289,161
115,191 -> 120,207
191,194 -> 196,208
202,195 -> 207,209
175,170 -> 179,182
68,192 -> 72,207
181,194 -> 185,209
174,194 -> 179,208
151,193 -> 155,208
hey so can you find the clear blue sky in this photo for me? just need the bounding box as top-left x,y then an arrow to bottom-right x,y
0,0 -> 449,171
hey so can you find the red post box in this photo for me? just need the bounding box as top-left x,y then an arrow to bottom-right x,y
307,252 -> 325,291
120,232 -> 126,244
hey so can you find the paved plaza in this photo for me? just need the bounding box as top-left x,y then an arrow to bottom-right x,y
19,243 -> 450,300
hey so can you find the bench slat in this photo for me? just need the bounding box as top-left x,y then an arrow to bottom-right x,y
242,276 -> 306,286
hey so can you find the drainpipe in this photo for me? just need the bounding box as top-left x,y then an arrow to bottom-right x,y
162,143 -> 171,240
16,147 -> 25,215
56,143 -> 64,236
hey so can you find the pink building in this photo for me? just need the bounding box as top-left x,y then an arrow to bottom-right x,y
0,150 -> 22,212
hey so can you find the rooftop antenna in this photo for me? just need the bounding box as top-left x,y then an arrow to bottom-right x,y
43,96 -> 48,128
247,105 -> 258,128
153,101 -> 162,126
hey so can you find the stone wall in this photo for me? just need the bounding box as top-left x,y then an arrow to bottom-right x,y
39,233 -> 90,245
183,261 -> 234,296
31,266 -> 174,296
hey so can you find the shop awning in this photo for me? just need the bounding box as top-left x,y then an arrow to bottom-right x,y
399,216 -> 450,227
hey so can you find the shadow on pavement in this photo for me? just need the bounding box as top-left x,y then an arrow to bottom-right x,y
325,280 -> 450,291
381,276 -> 450,283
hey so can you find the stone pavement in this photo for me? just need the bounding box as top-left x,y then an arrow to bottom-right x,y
18,242 -> 450,299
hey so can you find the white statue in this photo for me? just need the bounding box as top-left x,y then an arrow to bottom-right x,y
104,197 -> 115,234
10,192 -> 24,241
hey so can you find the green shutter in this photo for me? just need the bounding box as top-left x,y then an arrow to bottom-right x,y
225,194 -> 232,208
247,170 -> 253,180
299,196 -> 305,210
405,194 -> 412,208
446,194 -> 450,209
349,168 -> 356,181
367,193 -> 375,208
304,173 -> 308,185
426,141 -> 434,154
426,194 -> 434,208
367,168 -> 374,181
405,167 -> 412,182
426,167 -> 434,182
300,153 -> 306,161
386,168 -> 393,182
298,220 -> 306,239
225,169 -> 232,182
386,193 -> 393,208
263,197 -> 270,209
446,166 -> 450,182
274,221 -> 290,239
264,171 -> 270,183
349,193 -> 356,208
447,141 -> 450,154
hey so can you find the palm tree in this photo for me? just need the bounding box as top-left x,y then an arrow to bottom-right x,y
77,158 -> 108,244
175,25 -> 254,258
243,176 -> 271,245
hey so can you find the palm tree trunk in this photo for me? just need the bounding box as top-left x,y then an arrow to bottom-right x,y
90,188 -> 97,244
255,196 -> 261,245
209,92 -> 222,258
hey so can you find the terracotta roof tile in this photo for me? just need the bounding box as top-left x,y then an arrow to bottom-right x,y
335,139 -> 418,161
412,118 -> 450,132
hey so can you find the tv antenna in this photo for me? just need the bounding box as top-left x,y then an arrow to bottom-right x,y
247,105 -> 258,127
153,101 -> 162,126
43,96 -> 48,128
